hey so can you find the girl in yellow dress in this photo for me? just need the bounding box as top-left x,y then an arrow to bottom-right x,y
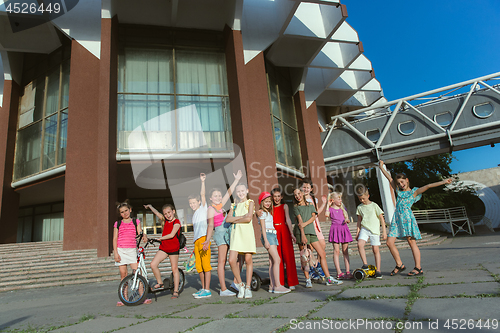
226,183 -> 256,298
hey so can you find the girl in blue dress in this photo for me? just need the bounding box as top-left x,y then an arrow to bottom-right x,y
379,160 -> 452,277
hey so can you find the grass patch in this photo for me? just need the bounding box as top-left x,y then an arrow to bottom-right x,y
404,276 -> 425,317
78,314 -> 95,323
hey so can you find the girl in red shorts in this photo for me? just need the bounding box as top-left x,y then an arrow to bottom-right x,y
144,203 -> 181,299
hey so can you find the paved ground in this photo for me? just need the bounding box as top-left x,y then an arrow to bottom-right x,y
1,231 -> 499,333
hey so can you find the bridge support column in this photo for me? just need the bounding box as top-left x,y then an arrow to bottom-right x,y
376,165 -> 395,224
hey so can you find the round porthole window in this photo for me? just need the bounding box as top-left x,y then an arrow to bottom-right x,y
365,129 -> 380,142
398,120 -> 416,136
434,111 -> 453,127
473,102 -> 494,118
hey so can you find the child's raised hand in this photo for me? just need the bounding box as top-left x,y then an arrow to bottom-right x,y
200,173 -> 206,182
234,170 -> 242,181
443,178 -> 453,185
378,160 -> 385,168
143,204 -> 151,210
321,195 -> 327,204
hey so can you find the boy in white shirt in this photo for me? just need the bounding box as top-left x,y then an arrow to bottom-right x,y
355,186 -> 387,279
190,173 -> 211,298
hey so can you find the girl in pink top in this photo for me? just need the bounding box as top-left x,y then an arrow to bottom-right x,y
113,200 -> 148,306
203,170 -> 242,296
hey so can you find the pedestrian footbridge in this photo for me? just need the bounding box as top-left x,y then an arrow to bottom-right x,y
321,72 -> 500,173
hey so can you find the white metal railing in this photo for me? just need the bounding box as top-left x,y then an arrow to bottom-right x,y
322,72 -> 500,162
413,206 -> 473,237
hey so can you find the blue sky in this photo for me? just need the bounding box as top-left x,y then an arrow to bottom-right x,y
345,0 -> 500,173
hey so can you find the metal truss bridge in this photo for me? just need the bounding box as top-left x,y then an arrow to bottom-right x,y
321,72 -> 500,173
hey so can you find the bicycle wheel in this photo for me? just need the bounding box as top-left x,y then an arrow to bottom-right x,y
118,273 -> 149,306
169,268 -> 185,293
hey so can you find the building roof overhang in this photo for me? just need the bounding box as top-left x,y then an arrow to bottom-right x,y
0,0 -> 384,109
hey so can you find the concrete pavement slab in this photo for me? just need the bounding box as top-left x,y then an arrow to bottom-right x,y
173,303 -> 252,320
51,317 -> 143,333
355,274 -> 415,286
189,318 -> 290,333
409,298 -> 500,321
482,262 -> 500,276
420,282 -> 500,298
272,290 -> 341,303
314,299 -> 407,320
337,286 -> 411,299
423,269 -> 496,284
116,318 -> 208,332
241,302 -> 320,319
286,319 -> 397,332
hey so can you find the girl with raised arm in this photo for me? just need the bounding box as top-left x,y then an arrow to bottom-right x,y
202,170 -> 242,296
143,203 -> 181,298
378,160 -> 452,276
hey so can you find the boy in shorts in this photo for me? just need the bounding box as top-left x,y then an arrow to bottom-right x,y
190,173 -> 212,298
355,186 -> 387,279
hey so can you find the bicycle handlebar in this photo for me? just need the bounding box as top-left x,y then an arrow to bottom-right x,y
136,232 -> 161,248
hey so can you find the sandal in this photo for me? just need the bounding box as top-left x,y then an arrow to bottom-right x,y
151,283 -> 164,291
143,298 -> 152,305
116,301 -> 124,307
407,267 -> 423,276
336,272 -> 345,279
390,264 -> 406,276
171,290 -> 179,299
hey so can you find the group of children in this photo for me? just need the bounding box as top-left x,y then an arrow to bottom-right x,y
113,162 -> 452,304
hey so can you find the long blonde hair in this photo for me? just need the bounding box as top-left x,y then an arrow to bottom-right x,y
329,192 -> 348,221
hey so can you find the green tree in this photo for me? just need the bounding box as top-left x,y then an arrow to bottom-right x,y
361,153 -> 482,214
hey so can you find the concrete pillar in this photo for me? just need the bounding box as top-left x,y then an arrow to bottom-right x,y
377,165 -> 395,224
294,98 -> 329,219
224,27 -> 278,243
63,40 -> 100,252
0,79 -> 21,243
97,16 -> 118,257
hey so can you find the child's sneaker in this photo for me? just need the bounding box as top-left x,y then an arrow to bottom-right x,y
244,287 -> 252,298
192,288 -> 204,297
195,289 -> 212,299
274,286 -> 291,294
230,282 -> 240,292
237,283 -> 246,299
326,276 -> 343,285
289,285 -> 296,290
305,279 -> 313,288
375,271 -> 383,279
219,289 -> 236,297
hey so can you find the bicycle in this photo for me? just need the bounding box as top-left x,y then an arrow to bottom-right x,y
118,233 -> 185,306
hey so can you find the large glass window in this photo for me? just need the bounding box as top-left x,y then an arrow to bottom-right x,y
118,47 -> 231,152
17,203 -> 64,242
266,63 -> 302,170
14,49 -> 70,181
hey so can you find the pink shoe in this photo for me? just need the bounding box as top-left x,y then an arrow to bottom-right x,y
345,272 -> 353,279
336,272 -> 345,279
116,301 -> 124,307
